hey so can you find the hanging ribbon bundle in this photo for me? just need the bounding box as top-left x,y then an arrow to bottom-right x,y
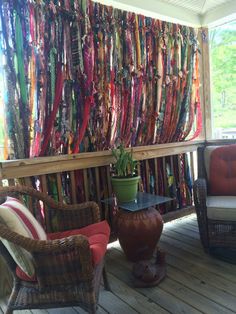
0,0 -> 201,159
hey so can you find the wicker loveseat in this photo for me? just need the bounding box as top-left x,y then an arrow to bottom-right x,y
193,143 -> 236,261
0,185 -> 110,314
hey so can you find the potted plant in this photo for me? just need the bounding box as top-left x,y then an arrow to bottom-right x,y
111,144 -> 140,203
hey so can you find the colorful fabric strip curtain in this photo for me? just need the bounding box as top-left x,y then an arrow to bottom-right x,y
0,0 -> 201,159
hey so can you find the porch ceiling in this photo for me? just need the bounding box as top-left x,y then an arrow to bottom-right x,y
155,0 -> 234,15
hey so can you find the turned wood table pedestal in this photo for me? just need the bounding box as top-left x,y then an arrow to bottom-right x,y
103,192 -> 172,262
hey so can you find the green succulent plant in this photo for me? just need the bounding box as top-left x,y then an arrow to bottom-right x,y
112,144 -> 137,178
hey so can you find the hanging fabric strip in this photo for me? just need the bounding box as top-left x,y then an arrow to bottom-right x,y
73,5 -> 94,154
39,63 -> 64,156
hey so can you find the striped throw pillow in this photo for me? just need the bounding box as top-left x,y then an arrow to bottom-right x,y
0,197 -> 47,276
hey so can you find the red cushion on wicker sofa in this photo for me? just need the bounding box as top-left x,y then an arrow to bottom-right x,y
209,144 -> 236,195
47,220 -> 110,266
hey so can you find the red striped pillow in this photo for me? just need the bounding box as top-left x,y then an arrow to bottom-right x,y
0,197 -> 47,276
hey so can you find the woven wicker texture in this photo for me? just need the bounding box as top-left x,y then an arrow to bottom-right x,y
0,185 -> 106,314
193,145 -> 236,252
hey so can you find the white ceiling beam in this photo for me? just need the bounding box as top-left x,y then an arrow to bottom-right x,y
200,0 -> 208,14
92,0 -> 201,27
201,0 -> 236,27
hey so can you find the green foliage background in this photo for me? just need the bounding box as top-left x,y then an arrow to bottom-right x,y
210,21 -> 236,129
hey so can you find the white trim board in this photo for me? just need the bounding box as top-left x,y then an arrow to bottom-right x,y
201,0 -> 236,27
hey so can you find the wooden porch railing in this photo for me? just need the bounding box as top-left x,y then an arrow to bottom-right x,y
0,140 -> 204,223
0,140 -> 204,297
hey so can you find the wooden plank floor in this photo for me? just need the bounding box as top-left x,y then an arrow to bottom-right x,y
1,214 -> 236,313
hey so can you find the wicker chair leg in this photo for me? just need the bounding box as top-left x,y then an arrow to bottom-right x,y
5,308 -> 13,314
5,279 -> 20,314
103,266 -> 111,291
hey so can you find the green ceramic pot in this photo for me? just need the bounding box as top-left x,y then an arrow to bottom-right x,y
111,176 -> 140,203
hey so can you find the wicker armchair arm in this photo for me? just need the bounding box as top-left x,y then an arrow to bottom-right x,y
0,185 -> 101,232
0,223 -> 94,287
0,223 -> 89,253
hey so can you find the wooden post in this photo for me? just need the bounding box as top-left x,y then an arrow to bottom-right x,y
83,169 -> 90,201
40,175 -> 50,231
95,167 -> 101,209
145,160 -> 150,193
170,155 -> 177,196
106,166 -> 112,197
69,171 -> 77,204
137,162 -> 142,191
56,173 -> 63,203
154,158 -> 159,194
199,27 -> 212,140
22,177 -> 34,213
190,151 -> 195,182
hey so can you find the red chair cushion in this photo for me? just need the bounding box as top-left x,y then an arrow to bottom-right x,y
16,220 -> 110,282
209,144 -> 236,195
16,267 -> 37,282
47,220 -> 110,266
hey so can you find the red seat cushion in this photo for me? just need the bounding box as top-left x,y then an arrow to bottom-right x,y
47,220 -> 110,266
210,144 -> 236,195
16,220 -> 110,282
16,267 -> 37,282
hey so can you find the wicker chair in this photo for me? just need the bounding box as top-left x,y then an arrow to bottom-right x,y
0,185 -> 110,314
193,144 -> 236,260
